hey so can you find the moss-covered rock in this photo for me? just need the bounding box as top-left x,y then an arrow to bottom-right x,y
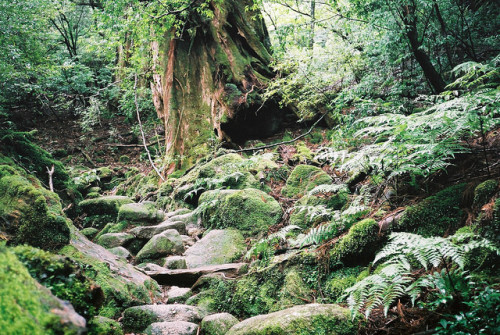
473,179 -> 498,207
135,229 -> 184,263
61,229 -> 161,318
396,184 -> 465,237
198,188 -> 282,236
0,164 -> 70,250
79,196 -> 133,229
226,304 -> 359,335
330,218 -> 382,266
0,131 -> 80,203
323,267 -> 364,302
282,165 -> 332,198
79,196 -> 134,218
201,313 -> 239,335
88,316 -> 123,335
12,245 -> 102,319
184,229 -> 246,268
0,243 -> 86,334
122,304 -> 206,332
81,227 -> 100,239
97,233 -> 134,249
118,202 -> 165,224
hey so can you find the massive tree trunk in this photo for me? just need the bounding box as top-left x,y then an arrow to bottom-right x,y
151,0 -> 292,167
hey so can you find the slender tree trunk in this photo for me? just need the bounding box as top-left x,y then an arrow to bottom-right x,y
401,5 -> 446,93
309,0 -> 316,49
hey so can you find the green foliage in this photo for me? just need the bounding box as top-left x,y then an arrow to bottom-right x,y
245,225 -> 302,264
344,232 -> 499,318
436,286 -> 500,334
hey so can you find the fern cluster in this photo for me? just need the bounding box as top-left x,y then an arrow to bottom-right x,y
183,171 -> 245,200
344,232 -> 499,318
245,225 -> 302,264
316,86 -> 499,180
296,199 -> 369,247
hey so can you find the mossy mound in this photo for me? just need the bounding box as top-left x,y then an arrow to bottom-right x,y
473,179 -> 498,207
79,196 -> 133,228
0,243 -> 86,334
118,202 -> 165,224
0,164 -> 70,250
330,218 -> 382,267
282,165 -> 332,198
88,316 -> 123,335
396,184 -> 466,237
184,229 -> 246,268
12,245 -> 102,319
0,131 -> 80,203
201,313 -> 239,335
226,304 -> 359,335
198,188 -> 282,236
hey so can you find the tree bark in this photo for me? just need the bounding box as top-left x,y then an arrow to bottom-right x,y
401,4 -> 446,93
151,0 -> 291,167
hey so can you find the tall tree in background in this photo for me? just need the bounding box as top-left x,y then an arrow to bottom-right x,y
148,0 -> 290,167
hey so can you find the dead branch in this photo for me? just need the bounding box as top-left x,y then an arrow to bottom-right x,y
134,74 -> 165,181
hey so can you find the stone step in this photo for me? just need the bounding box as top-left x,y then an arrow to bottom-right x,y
146,263 -> 248,287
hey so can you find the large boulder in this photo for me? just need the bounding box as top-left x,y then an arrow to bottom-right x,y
61,228 -> 161,318
198,188 -> 282,236
0,164 -> 70,250
281,165 -> 332,198
79,196 -> 133,228
97,233 -> 134,249
123,304 -> 206,332
130,220 -> 187,239
145,321 -> 198,335
79,196 -> 133,217
118,202 -> 166,224
227,304 -> 358,335
201,313 -> 239,335
136,229 -> 184,263
184,229 -> 246,268
0,245 -> 86,334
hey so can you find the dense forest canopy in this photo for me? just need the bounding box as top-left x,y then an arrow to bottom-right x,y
0,0 -> 499,334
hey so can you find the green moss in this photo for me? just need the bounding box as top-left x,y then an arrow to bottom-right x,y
60,245 -> 156,318
330,218 -> 381,267
96,221 -> 130,239
0,243 -> 64,335
473,179 -> 498,207
292,142 -> 314,164
290,191 -> 348,229
122,308 -> 156,332
12,245 -> 99,319
397,184 -> 466,237
198,188 -> 282,237
0,131 -> 80,203
88,316 -> 123,335
282,165 -> 332,198
79,196 -> 133,229
323,267 -> 364,302
0,166 -> 70,250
